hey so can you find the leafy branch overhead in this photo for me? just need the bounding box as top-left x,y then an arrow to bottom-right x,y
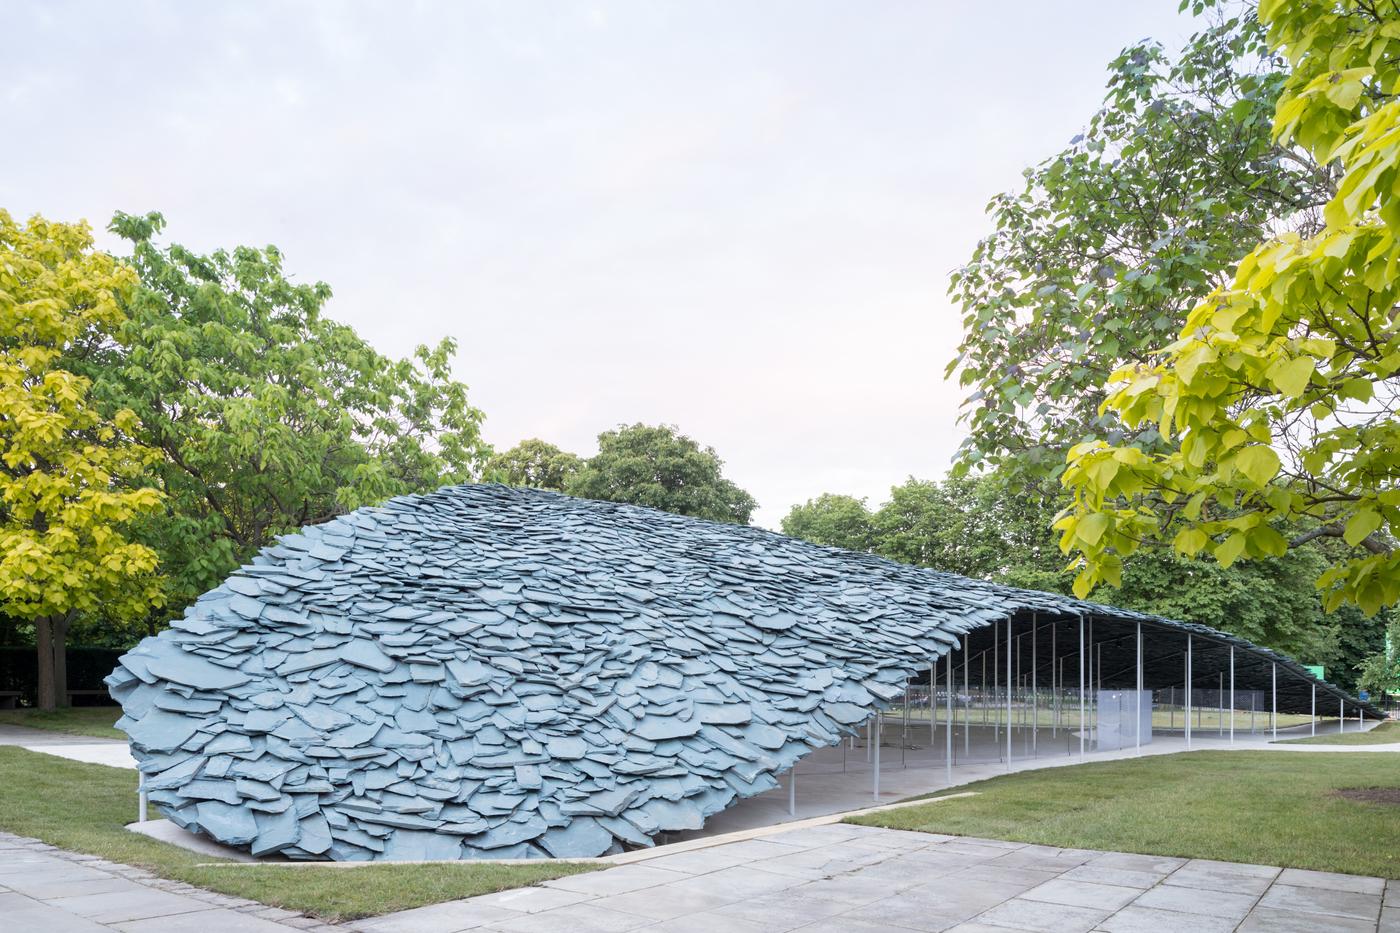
949,7 -> 1333,481
1059,0 -> 1400,614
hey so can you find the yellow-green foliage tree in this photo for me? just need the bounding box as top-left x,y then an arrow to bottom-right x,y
1058,1 -> 1400,615
0,212 -> 164,709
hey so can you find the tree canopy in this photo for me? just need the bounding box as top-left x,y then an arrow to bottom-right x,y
104,212 -> 491,610
486,438 -> 583,492
1059,0 -> 1400,615
780,494 -> 875,552
781,474 -> 1379,689
949,7 -> 1332,482
566,423 -> 757,524
0,211 -> 165,707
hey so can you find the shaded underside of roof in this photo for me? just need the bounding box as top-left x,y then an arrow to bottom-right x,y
106,484 -> 1375,862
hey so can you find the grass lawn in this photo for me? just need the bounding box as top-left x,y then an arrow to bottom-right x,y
0,706 -> 124,739
0,747 -> 594,921
1278,719 -> 1400,746
848,750 -> 1400,879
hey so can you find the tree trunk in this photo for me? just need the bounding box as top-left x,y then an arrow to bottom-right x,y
34,614 -> 71,711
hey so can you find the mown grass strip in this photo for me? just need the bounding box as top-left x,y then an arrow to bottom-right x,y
0,747 -> 593,921
847,750 -> 1400,879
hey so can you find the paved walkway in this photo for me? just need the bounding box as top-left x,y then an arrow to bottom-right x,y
0,723 -> 136,768
0,831 -> 335,933
359,822 -> 1398,933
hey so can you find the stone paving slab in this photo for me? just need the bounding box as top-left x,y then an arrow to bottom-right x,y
356,821 -> 1395,933
0,831 -> 342,932
5,820 -> 1397,932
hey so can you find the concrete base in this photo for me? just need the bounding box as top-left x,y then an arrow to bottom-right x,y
126,819 -> 266,862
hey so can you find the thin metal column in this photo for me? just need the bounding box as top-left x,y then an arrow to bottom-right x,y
1340,696 -> 1344,733
1135,621 -> 1143,754
1032,613 -> 1038,753
1311,682 -> 1316,736
873,712 -> 881,801
945,650 -> 953,785
994,620 -> 1000,749
1271,663 -> 1277,740
1185,634 -> 1193,750
902,684 -> 909,769
929,660 -> 936,745
1006,615 -> 1013,770
788,770 -> 796,816
963,635 -> 971,757
1229,645 -> 1235,746
1078,616 -> 1085,757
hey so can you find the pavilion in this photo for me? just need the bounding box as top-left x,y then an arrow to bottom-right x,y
107,484 -> 1379,861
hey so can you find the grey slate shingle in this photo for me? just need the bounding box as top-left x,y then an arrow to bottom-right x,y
106,484 -> 1372,862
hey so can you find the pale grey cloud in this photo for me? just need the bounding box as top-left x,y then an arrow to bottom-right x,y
3,0 -> 1194,526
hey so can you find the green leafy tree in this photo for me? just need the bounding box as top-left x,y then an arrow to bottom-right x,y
105,212 -> 491,611
1356,620 -> 1400,703
567,423 -> 757,524
949,7 -> 1332,481
785,473 -> 1378,680
780,494 -> 875,551
1060,1 -> 1400,614
871,476 -> 1069,590
0,211 -> 164,709
486,438 -> 583,491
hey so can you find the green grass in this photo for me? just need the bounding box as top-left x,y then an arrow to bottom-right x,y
1277,719 -> 1400,746
848,750 -> 1400,879
0,747 -> 594,921
0,706 -> 124,739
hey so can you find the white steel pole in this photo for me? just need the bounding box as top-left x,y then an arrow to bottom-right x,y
788,769 -> 796,816
1007,616 -> 1013,770
1229,645 -> 1235,746
873,712 -> 881,801
1185,635 -> 1193,750
946,651 -> 953,785
1135,621 -> 1143,753
993,620 -> 1000,749
1078,616 -> 1085,757
930,660 -> 936,745
1311,682 -> 1316,736
1271,663 -> 1277,740
964,635 -> 971,757
1032,614 -> 1038,752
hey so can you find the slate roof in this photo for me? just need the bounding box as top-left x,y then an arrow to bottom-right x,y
107,484 -> 1375,862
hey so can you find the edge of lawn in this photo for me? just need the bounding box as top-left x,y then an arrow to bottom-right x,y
843,749 -> 1400,879
1275,719 -> 1400,746
0,706 -> 126,740
0,747 -> 594,921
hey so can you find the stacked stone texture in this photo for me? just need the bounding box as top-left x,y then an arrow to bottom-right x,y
104,484 -> 1323,861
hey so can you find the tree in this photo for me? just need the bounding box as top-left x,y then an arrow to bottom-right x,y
1356,620 -> 1400,703
0,212 -> 164,709
948,7 -> 1332,482
105,212 -> 491,611
486,439 -> 583,491
780,494 -> 875,551
1059,1 -> 1400,615
567,423 -> 757,524
870,476 -> 1069,589
783,474 -> 1378,678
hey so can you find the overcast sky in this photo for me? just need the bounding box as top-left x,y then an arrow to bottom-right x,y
5,1 -> 1195,527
